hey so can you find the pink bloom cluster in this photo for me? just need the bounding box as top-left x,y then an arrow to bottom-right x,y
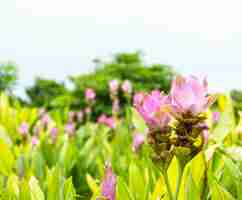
134,90 -> 171,130
85,88 -> 96,102
18,122 -> 29,136
134,75 -> 215,130
132,133 -> 145,153
170,76 -> 214,116
109,79 -> 119,95
101,163 -> 116,200
121,80 -> 132,94
97,114 -> 116,129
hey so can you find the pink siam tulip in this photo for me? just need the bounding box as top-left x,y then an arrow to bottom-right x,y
50,127 -> 58,141
41,114 -> 51,126
134,90 -> 171,130
98,114 -> 116,129
85,88 -> 96,102
121,80 -> 132,94
170,75 -> 215,116
18,122 -> 29,136
132,133 -> 145,153
100,163 -> 116,200
212,111 -> 220,123
31,136 -> 39,146
112,99 -> 120,116
133,92 -> 145,107
109,79 -> 119,95
202,130 -> 209,145
65,123 -> 75,136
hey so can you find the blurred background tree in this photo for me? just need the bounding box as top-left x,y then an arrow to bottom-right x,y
0,63 -> 18,94
26,78 -> 70,109
22,52 -> 176,119
69,52 -> 176,118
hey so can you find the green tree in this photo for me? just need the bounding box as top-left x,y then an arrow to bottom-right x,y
70,52 -> 176,118
0,63 -> 18,93
26,78 -> 70,109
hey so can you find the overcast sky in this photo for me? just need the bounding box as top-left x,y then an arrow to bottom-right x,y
1,0 -> 242,96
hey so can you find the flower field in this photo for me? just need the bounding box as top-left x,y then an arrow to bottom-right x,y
0,76 -> 242,200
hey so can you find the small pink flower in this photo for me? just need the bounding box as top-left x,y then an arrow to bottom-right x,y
202,130 -> 209,145
85,107 -> 92,115
41,114 -> 51,125
101,163 -> 116,200
65,123 -> 75,136
31,136 -> 39,146
77,111 -> 84,122
134,90 -> 171,130
85,88 -> 96,102
121,80 -> 132,94
105,117 -> 116,129
132,133 -> 145,152
97,114 -> 116,129
109,80 -> 119,95
18,122 -> 29,136
170,75 -> 215,115
212,111 -> 220,123
98,114 -> 108,124
133,92 -> 145,107
50,127 -> 58,141
112,99 -> 120,115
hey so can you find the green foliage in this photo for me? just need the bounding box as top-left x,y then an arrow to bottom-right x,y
26,78 -> 70,108
0,91 -> 241,199
0,63 -> 18,93
69,52 -> 176,117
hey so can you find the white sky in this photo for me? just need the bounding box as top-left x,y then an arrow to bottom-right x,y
1,0 -> 242,96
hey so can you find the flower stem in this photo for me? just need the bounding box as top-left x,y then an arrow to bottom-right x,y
174,159 -> 185,200
163,170 -> 174,200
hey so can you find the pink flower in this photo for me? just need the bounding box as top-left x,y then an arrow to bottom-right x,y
85,107 -> 92,115
133,92 -> 145,107
202,130 -> 209,145
98,114 -> 108,124
65,123 -> 75,136
121,80 -> 132,94
31,136 -> 39,146
109,80 -> 119,95
101,163 -> 116,200
212,111 -> 220,123
97,114 -> 116,129
132,133 -> 145,152
112,99 -> 120,115
41,114 -> 51,125
77,111 -> 84,122
18,122 -> 29,136
105,117 -> 116,129
134,90 -> 171,130
171,76 -> 215,115
50,127 -> 58,141
85,88 -> 96,102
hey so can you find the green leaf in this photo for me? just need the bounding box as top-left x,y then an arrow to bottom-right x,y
0,139 -> 14,176
129,161 -> 146,200
19,180 -> 31,200
6,174 -> 19,199
86,174 -> 99,195
63,177 -> 76,200
29,176 -> 45,200
212,95 -> 235,143
150,174 -> 168,200
117,177 -> 134,200
210,177 -> 236,200
47,167 -> 63,200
